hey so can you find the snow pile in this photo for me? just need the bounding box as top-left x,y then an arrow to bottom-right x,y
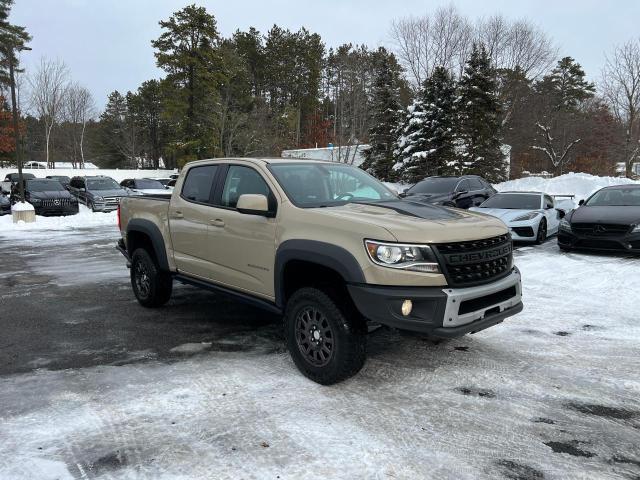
495,172 -> 639,201
0,168 -> 176,184
11,201 -> 34,212
0,205 -> 117,238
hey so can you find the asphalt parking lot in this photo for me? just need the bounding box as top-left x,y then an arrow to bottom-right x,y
1,226 -> 639,479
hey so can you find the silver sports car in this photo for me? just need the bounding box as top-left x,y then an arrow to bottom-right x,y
470,191 -> 567,244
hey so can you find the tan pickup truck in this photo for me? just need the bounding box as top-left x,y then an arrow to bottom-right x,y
117,158 -> 523,384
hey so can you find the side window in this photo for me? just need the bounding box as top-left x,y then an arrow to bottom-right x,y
468,178 -> 483,190
544,195 -> 554,209
220,166 -> 270,209
456,179 -> 470,192
181,165 -> 219,204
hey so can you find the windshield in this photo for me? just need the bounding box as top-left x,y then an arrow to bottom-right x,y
26,180 -> 65,192
270,163 -> 397,208
480,193 -> 541,210
87,178 -> 121,191
135,179 -> 165,189
407,177 -> 459,195
586,188 -> 640,206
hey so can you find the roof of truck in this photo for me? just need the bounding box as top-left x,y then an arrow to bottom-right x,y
186,157 -> 340,166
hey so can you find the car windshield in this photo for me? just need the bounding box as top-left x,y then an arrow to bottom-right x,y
135,179 -> 165,189
87,178 -> 121,190
269,163 -> 397,208
407,177 -> 459,195
586,188 -> 640,206
26,180 -> 65,192
480,193 -> 541,210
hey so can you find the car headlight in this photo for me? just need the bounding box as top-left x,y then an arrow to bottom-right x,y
559,219 -> 572,232
30,198 -> 41,204
632,224 -> 640,233
94,196 -> 104,201
512,211 -> 540,222
365,240 -> 440,273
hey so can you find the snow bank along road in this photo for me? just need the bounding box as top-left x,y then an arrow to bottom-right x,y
1,225 -> 639,479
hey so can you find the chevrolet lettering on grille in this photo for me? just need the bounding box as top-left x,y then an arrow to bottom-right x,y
445,244 -> 512,265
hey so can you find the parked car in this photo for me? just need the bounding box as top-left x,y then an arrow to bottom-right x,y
2,172 -> 36,194
45,175 -> 71,189
117,158 -> 523,384
558,185 -> 640,253
470,191 -> 565,244
11,178 -> 79,216
400,175 -> 496,209
0,192 -> 10,215
68,175 -> 130,212
120,178 -> 171,195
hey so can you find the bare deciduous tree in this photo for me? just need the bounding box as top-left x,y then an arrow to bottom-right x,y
28,58 -> 69,167
601,38 -> 640,177
63,83 -> 95,167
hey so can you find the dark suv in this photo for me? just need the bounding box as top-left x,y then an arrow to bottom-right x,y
68,176 -> 130,212
400,175 -> 496,209
11,178 -> 79,216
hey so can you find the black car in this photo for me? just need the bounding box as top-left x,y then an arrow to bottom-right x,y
558,185 -> 640,253
400,175 -> 496,209
0,192 -> 10,215
46,175 -> 71,189
12,178 -> 79,216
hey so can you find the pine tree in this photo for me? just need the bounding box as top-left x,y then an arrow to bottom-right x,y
457,44 -> 505,183
361,48 -> 402,181
395,67 -> 457,182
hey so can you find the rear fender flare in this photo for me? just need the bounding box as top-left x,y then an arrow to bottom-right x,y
126,219 -> 169,271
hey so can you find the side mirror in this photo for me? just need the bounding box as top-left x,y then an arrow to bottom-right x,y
454,189 -> 468,197
578,199 -> 585,206
556,209 -> 566,219
237,194 -> 273,217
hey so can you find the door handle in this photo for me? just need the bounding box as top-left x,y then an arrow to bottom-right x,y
210,219 -> 225,227
172,210 -> 184,219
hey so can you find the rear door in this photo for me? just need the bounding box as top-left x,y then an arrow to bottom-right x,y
168,164 -> 221,279
206,164 -> 278,298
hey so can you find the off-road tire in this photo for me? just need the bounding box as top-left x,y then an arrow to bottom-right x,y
535,218 -> 547,245
130,248 -> 172,307
284,287 -> 366,385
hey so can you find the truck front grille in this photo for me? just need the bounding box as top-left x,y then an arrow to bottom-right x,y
434,234 -> 513,287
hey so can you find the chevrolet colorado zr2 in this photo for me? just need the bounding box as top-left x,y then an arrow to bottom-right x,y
117,158 -> 523,384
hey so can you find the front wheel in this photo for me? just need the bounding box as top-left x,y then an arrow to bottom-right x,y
284,287 -> 366,385
535,218 -> 547,244
130,248 -> 173,307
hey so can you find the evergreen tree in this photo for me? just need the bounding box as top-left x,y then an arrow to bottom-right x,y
457,44 -> 505,183
151,4 -> 223,160
395,66 -> 457,182
0,0 -> 31,87
361,48 -> 402,181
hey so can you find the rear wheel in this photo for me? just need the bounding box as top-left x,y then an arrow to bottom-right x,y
535,218 -> 547,244
130,248 -> 172,307
284,287 -> 366,385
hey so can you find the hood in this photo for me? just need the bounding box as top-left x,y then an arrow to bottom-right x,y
469,207 -> 541,223
404,192 -> 452,204
569,205 -> 640,225
29,190 -> 75,200
315,200 -> 507,243
90,189 -> 129,197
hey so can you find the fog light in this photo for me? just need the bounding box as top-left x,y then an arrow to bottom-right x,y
401,299 -> 413,316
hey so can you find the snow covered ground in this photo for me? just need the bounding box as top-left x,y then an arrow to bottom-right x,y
0,236 -> 639,479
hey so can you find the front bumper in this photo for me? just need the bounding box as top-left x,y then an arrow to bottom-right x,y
348,268 -> 523,337
558,230 -> 640,253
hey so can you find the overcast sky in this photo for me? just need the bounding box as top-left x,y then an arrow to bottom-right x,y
9,0 -> 640,109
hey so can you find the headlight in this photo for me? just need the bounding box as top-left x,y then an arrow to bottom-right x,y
30,198 -> 41,204
559,219 -> 572,232
365,240 -> 440,273
94,196 -> 104,201
513,211 -> 540,222
632,224 -> 640,233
